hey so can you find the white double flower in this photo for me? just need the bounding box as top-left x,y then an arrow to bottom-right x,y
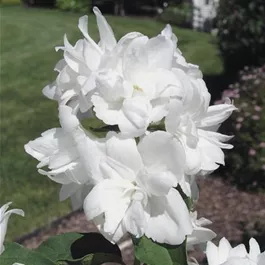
25,106 -> 192,244
25,8 -> 236,246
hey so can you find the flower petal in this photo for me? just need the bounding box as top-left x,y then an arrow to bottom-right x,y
229,244 -> 248,258
42,82 -> 58,100
187,226 -> 216,250
144,188 -> 192,245
145,35 -> 174,70
138,131 -> 185,182
182,139 -> 202,175
24,128 -> 60,163
78,15 -> 101,54
83,39 -> 102,71
83,179 -> 133,242
60,182 -> 81,201
122,36 -> 149,82
99,156 -> 136,181
92,94 -> 122,125
123,200 -> 148,238
59,105 -> 80,132
84,179 -> 132,221
206,241 -> 219,265
258,252 -> 265,265
198,136 -> 226,173
0,203 -> 24,255
165,98 -> 183,134
150,97 -> 169,123
93,7 -> 117,51
198,129 -> 234,149
199,103 -> 237,128
119,97 -> 151,137
218,237 -> 232,262
105,133 -> 143,175
138,170 -> 179,196
249,238 -> 261,261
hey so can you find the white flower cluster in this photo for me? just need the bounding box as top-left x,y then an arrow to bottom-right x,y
25,8 -> 236,246
206,237 -> 265,265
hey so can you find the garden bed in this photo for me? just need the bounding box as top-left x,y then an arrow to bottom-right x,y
17,176 -> 265,263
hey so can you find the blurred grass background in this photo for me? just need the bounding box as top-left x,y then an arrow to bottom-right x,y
0,2 -> 223,240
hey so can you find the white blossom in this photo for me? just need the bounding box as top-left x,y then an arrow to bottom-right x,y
0,202 -> 24,255
25,106 -> 192,245
166,95 -> 236,176
92,25 -> 183,137
24,105 -> 103,208
24,7 -> 238,249
42,7 -> 117,113
83,131 -> 192,244
165,47 -> 236,176
206,237 -> 265,265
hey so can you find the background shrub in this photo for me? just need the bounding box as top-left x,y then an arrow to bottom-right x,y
55,0 -> 166,15
21,0 -> 56,7
158,2 -> 192,28
216,65 -> 265,190
56,0 -> 91,12
216,0 -> 265,74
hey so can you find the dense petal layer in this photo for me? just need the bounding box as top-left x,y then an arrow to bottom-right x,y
119,97 -> 152,137
105,132 -> 143,176
83,179 -> 133,242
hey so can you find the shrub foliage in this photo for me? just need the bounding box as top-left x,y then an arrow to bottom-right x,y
56,0 -> 90,12
21,0 -> 56,7
158,2 -> 192,28
216,0 -> 265,73
217,65 -> 265,189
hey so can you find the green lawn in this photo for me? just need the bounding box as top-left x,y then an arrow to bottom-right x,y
1,0 -> 20,4
0,5 -> 223,240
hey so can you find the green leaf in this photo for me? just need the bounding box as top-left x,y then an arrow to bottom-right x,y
70,233 -> 121,260
36,232 -> 122,264
36,232 -> 83,261
167,240 -> 188,265
81,118 -> 105,130
134,236 -> 188,265
56,253 -> 125,265
0,242 -> 55,265
134,236 -> 172,265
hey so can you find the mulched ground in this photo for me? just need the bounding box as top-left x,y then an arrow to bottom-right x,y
17,176 -> 265,264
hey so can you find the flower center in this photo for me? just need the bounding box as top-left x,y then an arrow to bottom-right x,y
133,84 -> 143,92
